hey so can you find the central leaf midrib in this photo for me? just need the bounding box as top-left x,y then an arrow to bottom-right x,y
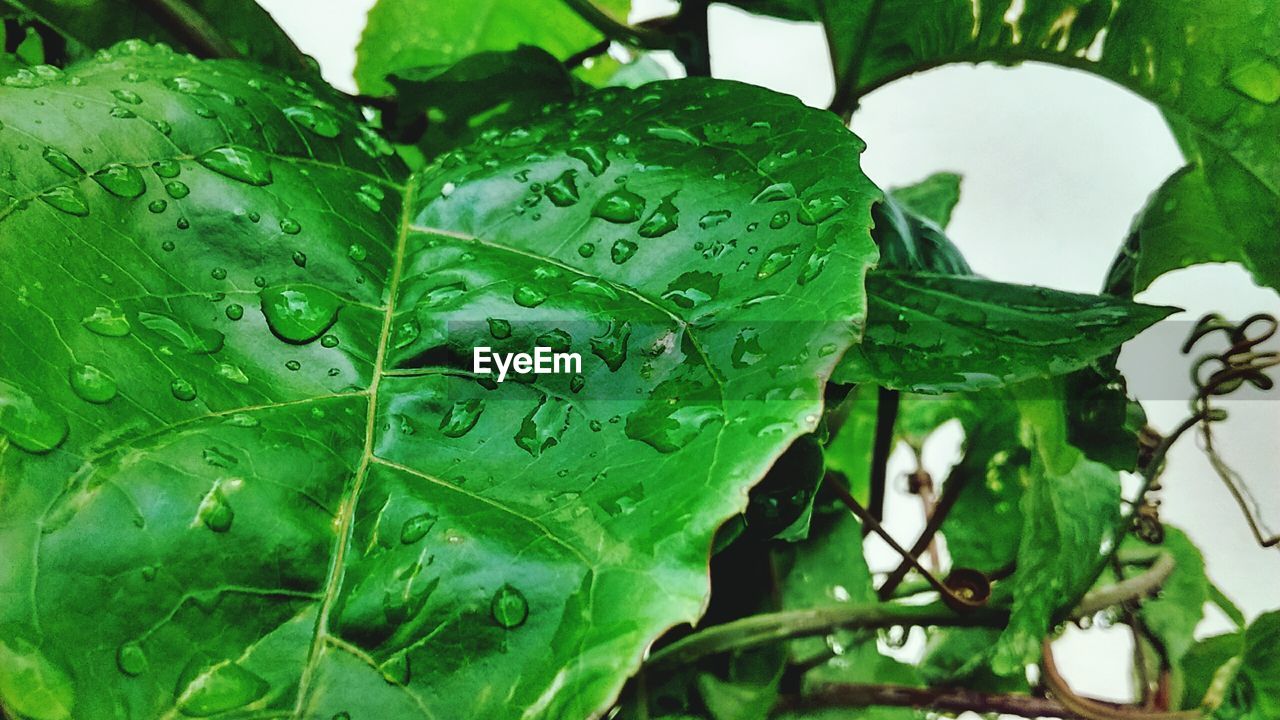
293,172 -> 420,713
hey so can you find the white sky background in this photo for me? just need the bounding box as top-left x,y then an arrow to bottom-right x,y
260,0 -> 1280,705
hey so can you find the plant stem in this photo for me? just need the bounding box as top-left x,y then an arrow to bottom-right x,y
877,462 -> 967,599
866,387 -> 899,531
776,682 -> 1095,719
1042,637 -> 1203,720
644,553 -> 1174,671
138,0 -> 238,58
671,0 -> 711,76
826,0 -> 884,120
560,0 -> 675,49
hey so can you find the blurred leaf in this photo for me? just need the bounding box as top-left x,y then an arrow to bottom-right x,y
992,379 -> 1122,674
816,0 -> 1280,293
0,0 -> 311,72
1122,527 -> 1208,667
920,627 -> 1030,693
385,45 -> 576,159
745,434 -> 826,542
1180,633 -> 1244,711
890,171 -> 962,229
871,196 -> 971,275
834,272 -> 1177,393
356,0 -> 630,95
1216,611 -> 1280,720
824,385 -> 878,505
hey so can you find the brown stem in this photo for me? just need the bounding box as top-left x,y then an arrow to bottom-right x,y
877,463 -> 967,599
777,682 -> 1094,719
645,553 -> 1174,671
1042,638 -> 1204,720
865,387 -> 899,532
137,0 -> 239,58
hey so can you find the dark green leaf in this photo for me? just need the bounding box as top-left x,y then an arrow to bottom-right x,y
744,434 -> 825,542
871,196 -> 971,275
1217,611 -> 1280,720
833,271 -> 1177,393
355,0 -> 629,95
0,0 -> 311,72
813,0 -> 1280,293
0,45 -> 879,718
992,380 -> 1122,674
1121,527 -> 1209,668
890,171 -> 962,230
1179,633 -> 1243,711
385,46 -> 577,159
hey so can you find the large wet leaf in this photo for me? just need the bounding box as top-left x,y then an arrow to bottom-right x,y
0,0 -> 310,72
355,0 -> 630,95
750,0 -> 1280,293
0,44 -> 878,719
833,272 -> 1176,393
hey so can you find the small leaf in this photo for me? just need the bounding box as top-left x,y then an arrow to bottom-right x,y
834,272 -> 1177,393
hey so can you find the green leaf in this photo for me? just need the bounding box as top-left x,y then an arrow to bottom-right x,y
355,0 -> 630,95
0,0 -> 311,72
833,271 -> 1177,393
385,46 -> 577,160
1121,527 -> 1208,668
871,196 -> 971,275
1218,611 -> 1280,720
744,434 -> 826,542
823,385 -> 878,505
0,45 -> 878,718
1180,633 -> 1243,711
992,379 -> 1122,674
890,171 -> 962,230
804,0 -> 1280,293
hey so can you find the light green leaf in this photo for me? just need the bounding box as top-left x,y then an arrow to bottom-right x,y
890,171 -> 962,230
384,46 -> 577,160
1217,611 -> 1280,719
992,379 -> 1122,674
356,0 -> 630,95
0,0 -> 311,72
760,0 -> 1280,293
1179,633 -> 1243,711
833,272 -> 1177,393
0,45 -> 878,718
1122,527 -> 1209,668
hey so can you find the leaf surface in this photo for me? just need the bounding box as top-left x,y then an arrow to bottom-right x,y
738,0 -> 1280,292
0,45 -> 879,719
834,272 -> 1176,393
355,0 -> 630,95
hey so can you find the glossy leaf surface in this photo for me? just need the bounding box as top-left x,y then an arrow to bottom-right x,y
834,272 -> 1176,393
355,0 -> 629,95
0,44 -> 879,719
0,0 -> 311,72
743,0 -> 1280,293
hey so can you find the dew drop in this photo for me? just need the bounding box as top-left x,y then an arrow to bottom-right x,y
490,584 -> 529,629
590,320 -> 631,371
164,180 -> 190,199
279,217 -> 301,235
39,185 -> 89,216
170,378 -> 197,402
567,145 -> 609,176
196,146 -> 273,186
440,399 -> 485,437
292,250 -> 308,268
513,285 -> 548,308
152,159 -> 181,178
610,239 -> 637,264
148,199 -> 168,213
698,209 -> 732,229
91,163 -> 146,198
577,242 -> 595,258
400,512 -> 438,544
283,105 -> 342,138
82,306 -> 132,336
259,283 -> 343,344
42,147 -> 84,176
174,657 -> 268,716
514,396 -> 571,456
0,379 -> 69,454
116,642 -> 147,676
320,334 -> 339,348
756,244 -> 800,280
487,318 -> 512,339
592,188 -> 645,223
225,303 -> 244,320
69,363 -> 118,404
111,88 -> 143,105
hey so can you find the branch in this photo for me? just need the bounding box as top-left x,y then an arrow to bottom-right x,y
1042,638 -> 1205,720
560,0 -> 675,49
866,387 -> 899,531
877,462 -> 968,599
826,0 -> 884,119
644,553 -> 1175,671
137,0 -> 239,58
777,682 -> 1095,719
